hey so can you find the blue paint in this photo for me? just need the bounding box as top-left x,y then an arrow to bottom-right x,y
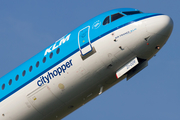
0,8 -> 163,102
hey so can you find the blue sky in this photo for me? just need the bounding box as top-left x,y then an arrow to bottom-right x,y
0,0 -> 179,120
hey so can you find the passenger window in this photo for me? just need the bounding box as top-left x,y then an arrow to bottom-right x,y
122,11 -> 142,15
9,79 -> 12,85
29,66 -> 33,72
2,84 -> 5,90
43,57 -> 46,63
36,61 -> 39,68
103,16 -> 110,25
56,48 -> 60,54
15,75 -> 19,81
22,70 -> 26,76
50,52 -> 53,59
111,13 -> 124,22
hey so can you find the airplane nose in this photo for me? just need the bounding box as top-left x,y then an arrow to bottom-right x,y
134,15 -> 174,60
145,15 -> 173,37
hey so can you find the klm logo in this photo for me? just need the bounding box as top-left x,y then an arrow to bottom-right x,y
44,34 -> 71,56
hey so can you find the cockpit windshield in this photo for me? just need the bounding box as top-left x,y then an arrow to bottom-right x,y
111,13 -> 124,22
122,11 -> 142,15
103,13 -> 124,25
103,11 -> 142,26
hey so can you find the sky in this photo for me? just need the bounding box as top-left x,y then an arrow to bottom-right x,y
0,0 -> 179,120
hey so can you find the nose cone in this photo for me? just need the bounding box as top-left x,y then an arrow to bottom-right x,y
145,15 -> 173,37
134,15 -> 173,60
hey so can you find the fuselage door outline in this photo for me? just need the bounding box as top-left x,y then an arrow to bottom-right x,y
78,26 -> 93,56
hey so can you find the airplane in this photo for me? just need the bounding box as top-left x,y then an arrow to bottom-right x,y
0,8 -> 173,120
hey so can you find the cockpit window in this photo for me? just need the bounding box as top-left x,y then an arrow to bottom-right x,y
103,16 -> 110,25
111,13 -> 124,22
122,11 -> 142,15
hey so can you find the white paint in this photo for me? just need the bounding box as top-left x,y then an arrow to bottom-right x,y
116,57 -> 138,79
